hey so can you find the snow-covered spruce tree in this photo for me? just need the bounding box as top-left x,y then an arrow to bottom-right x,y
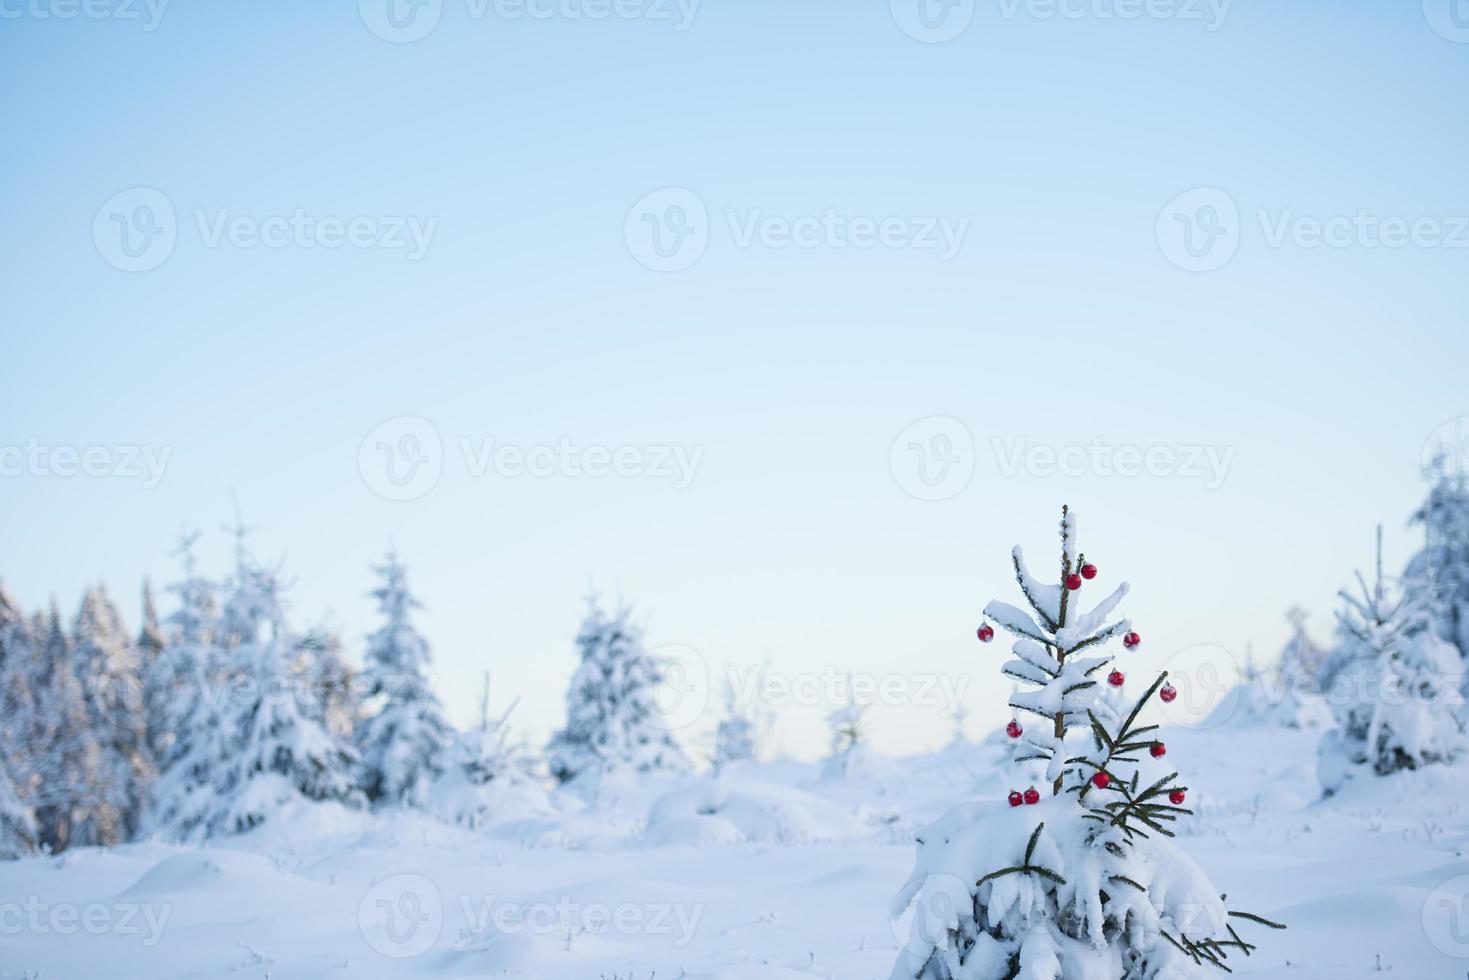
1254,610 -> 1330,728
0,583 -> 41,800
356,552 -> 453,808
711,679 -> 758,774
1407,459 -> 1469,663
72,586 -> 154,839
33,602 -> 116,850
0,584 -> 40,859
0,757 -> 37,859
299,629 -> 362,742
152,536 -> 363,840
822,681 -> 875,780
891,507 -> 1283,980
546,600 -> 690,785
145,531 -> 219,764
1317,527 -> 1465,796
433,676 -> 548,827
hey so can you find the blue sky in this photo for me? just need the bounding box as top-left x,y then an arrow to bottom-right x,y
3,0 -> 1467,757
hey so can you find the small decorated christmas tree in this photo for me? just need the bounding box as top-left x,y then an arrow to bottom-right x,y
890,507 -> 1282,979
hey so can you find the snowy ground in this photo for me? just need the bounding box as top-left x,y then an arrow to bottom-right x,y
4,724 -> 1469,979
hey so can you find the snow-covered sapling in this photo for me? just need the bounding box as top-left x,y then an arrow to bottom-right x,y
890,506 -> 1283,979
1318,526 -> 1464,795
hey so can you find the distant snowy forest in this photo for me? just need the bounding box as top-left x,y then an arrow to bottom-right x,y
2,459 -> 1466,868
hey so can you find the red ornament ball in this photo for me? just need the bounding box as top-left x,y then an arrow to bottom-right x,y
1092,772 -> 1111,789
977,624 -> 994,643
1005,720 -> 1023,739
1065,573 -> 1083,591
1081,563 -> 1098,580
1159,683 -> 1178,703
1107,670 -> 1125,687
1008,790 -> 1023,807
1150,742 -> 1167,758
1023,786 -> 1041,805
1169,789 -> 1186,805
1123,631 -> 1140,649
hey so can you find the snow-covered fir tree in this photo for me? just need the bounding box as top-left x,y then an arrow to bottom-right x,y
0,583 -> 40,801
299,629 -> 361,741
546,600 -> 690,786
1255,609 -> 1331,728
1318,527 -> 1465,796
72,585 -> 153,838
1407,459 -> 1469,664
151,533 -> 363,840
0,583 -> 40,858
890,507 -> 1283,979
0,756 -> 36,860
355,552 -> 453,808
135,578 -> 166,728
711,679 -> 758,774
144,531 -> 219,764
433,674 -> 548,827
34,602 -> 116,850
